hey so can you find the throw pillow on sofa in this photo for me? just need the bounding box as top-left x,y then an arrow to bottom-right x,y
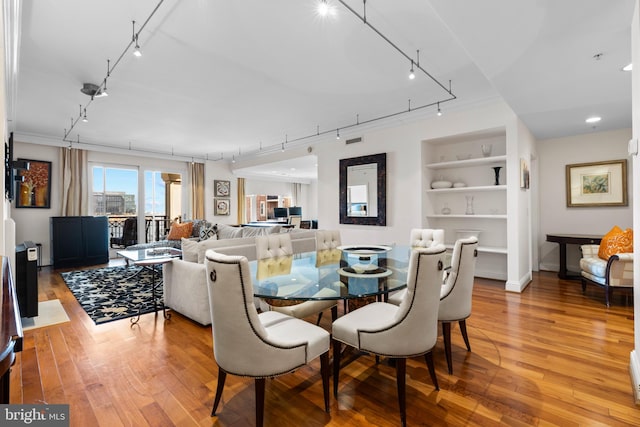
199,224 -> 217,240
598,225 -> 633,260
181,238 -> 199,262
167,222 -> 193,240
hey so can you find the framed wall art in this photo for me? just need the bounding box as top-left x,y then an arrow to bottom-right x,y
215,198 -> 230,215
16,158 -> 52,208
520,158 -> 530,189
565,159 -> 627,207
214,180 -> 230,197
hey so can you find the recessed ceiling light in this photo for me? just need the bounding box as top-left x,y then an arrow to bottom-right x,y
585,116 -> 601,124
623,63 -> 632,71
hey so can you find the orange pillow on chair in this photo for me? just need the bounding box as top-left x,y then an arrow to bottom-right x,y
598,226 -> 633,260
167,222 -> 193,240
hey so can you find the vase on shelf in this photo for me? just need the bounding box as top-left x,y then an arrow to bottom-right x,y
465,196 -> 474,215
441,203 -> 451,215
481,144 -> 492,157
492,166 -> 502,185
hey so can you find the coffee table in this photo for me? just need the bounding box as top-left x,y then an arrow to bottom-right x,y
116,247 -> 182,324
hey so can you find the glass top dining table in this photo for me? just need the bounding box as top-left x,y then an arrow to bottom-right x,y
250,245 -> 414,301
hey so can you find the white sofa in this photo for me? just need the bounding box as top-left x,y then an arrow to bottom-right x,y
163,229 -> 317,325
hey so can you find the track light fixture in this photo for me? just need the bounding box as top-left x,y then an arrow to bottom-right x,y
409,60 -> 415,80
82,108 -> 88,123
132,21 -> 142,57
317,0 -> 330,16
437,102 -> 442,116
336,129 -> 340,140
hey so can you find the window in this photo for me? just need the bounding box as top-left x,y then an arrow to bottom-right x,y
92,166 -> 138,216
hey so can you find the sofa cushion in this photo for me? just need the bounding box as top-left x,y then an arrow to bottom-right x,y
181,238 -> 199,263
598,226 -> 633,260
216,223 -> 244,239
167,222 -> 194,240
196,236 -> 258,263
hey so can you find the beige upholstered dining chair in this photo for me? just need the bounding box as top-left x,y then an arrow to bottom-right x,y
409,228 -> 445,248
332,245 -> 446,427
204,250 -> 330,427
256,233 -> 338,324
438,236 -> 478,374
388,228 -> 445,305
315,230 -> 343,267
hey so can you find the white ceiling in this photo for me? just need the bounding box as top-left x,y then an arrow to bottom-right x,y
9,0 -> 634,180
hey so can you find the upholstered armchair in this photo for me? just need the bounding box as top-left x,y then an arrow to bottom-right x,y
256,234 -> 338,324
110,217 -> 137,248
438,236 -> 478,374
332,246 -> 446,427
204,250 -> 330,427
580,244 -> 633,307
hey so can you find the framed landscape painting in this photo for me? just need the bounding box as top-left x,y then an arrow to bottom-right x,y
566,159 -> 627,207
16,158 -> 52,208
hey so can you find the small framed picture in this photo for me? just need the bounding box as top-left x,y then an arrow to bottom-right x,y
214,180 -> 230,197
215,198 -> 230,215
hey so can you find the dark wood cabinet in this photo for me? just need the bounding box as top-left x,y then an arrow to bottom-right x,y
51,216 -> 109,268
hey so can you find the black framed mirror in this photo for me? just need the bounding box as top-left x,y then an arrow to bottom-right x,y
339,152 -> 386,226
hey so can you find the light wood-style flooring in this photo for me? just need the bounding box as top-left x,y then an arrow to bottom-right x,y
9,262 -> 640,426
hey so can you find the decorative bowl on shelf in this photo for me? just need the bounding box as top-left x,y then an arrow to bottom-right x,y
453,182 -> 466,188
456,154 -> 472,160
431,180 -> 453,189
455,229 -> 482,240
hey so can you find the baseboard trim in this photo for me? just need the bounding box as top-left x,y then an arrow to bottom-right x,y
505,272 -> 532,293
629,350 -> 640,404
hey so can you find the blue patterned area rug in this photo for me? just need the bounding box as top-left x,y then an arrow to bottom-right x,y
61,265 -> 161,325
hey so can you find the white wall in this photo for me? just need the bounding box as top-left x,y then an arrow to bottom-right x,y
314,100 -> 529,255
537,128 -> 633,273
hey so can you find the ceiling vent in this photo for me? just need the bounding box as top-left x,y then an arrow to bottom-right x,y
345,137 -> 362,145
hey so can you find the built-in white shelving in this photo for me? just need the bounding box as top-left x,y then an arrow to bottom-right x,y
425,155 -> 507,170
426,185 -> 506,194
422,128 -> 509,281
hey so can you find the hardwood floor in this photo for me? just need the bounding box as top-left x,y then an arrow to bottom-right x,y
10,264 -> 640,426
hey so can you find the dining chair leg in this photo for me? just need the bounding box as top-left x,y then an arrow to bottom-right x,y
442,322 -> 453,375
211,368 -> 227,416
255,378 -> 266,427
332,339 -> 342,398
315,312 -> 323,325
459,319 -> 471,352
331,305 -> 338,322
424,351 -> 439,390
395,358 -> 407,427
320,351 -> 330,412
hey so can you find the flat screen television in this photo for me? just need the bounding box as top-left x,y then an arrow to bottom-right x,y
274,207 -> 288,219
288,206 -> 302,217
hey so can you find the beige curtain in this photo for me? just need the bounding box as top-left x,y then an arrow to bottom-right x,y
237,177 -> 246,224
291,182 -> 301,206
189,162 -> 205,219
60,147 -> 88,216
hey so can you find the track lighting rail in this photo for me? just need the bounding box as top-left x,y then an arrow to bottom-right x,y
62,0 -> 165,143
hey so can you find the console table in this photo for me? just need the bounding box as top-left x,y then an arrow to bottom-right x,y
546,234 -> 602,280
